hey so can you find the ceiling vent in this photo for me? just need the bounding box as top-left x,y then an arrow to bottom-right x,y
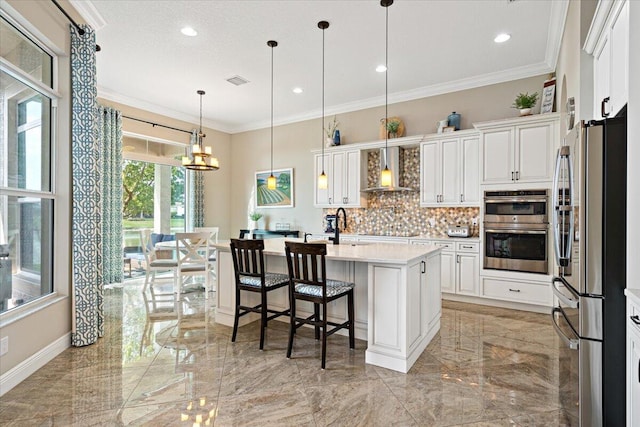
226,75 -> 250,86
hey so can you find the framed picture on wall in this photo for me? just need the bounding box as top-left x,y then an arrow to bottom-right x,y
255,168 -> 294,208
540,78 -> 556,114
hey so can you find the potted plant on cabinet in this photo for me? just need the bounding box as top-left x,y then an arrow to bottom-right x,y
324,115 -> 339,146
512,92 -> 538,116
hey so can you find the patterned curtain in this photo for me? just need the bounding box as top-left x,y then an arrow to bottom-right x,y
70,25 -> 102,347
99,106 -> 123,285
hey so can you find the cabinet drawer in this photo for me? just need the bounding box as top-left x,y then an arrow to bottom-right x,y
456,242 -> 479,253
482,278 -> 551,306
432,241 -> 454,250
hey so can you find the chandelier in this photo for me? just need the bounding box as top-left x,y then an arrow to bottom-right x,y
182,90 -> 219,171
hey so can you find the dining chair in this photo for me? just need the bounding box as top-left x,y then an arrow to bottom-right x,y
194,227 -> 219,288
175,232 -> 210,299
284,241 -> 355,369
141,229 -> 178,294
229,238 -> 290,350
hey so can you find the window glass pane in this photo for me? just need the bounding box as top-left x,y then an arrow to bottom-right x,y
0,195 -> 53,313
0,71 -> 51,191
0,16 -> 53,87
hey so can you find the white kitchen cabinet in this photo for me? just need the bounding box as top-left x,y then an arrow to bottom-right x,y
456,242 -> 479,296
477,115 -> 558,185
589,0 -> 628,119
627,295 -> 640,427
411,239 -> 478,296
420,132 -> 479,207
314,149 -> 366,208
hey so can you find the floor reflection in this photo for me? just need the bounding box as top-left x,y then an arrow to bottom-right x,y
0,278 -> 572,426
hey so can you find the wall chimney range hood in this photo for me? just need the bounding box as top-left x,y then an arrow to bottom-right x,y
363,146 -> 416,192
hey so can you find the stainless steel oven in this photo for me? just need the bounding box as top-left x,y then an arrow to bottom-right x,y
483,190 -> 548,274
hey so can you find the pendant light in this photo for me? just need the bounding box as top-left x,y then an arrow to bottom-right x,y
317,20 -> 329,190
182,90 -> 219,171
380,0 -> 393,187
267,40 -> 278,190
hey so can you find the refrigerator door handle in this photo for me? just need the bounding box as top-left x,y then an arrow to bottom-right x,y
552,276 -> 579,308
552,146 -> 574,268
551,307 -> 579,350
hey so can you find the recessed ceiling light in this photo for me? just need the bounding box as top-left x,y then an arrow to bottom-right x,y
181,26 -> 197,37
292,87 -> 303,94
494,33 -> 511,43
376,65 -> 387,73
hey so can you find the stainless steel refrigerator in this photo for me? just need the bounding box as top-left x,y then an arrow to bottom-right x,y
551,115 -> 626,426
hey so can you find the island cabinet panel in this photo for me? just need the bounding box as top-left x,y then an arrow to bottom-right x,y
370,265 -> 404,351
425,252 -> 442,332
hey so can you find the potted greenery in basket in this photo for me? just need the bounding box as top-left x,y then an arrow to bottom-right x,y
512,92 -> 538,116
248,211 -> 263,230
385,118 -> 401,138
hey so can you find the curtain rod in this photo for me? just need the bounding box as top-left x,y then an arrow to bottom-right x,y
51,0 -> 101,51
121,114 -> 194,135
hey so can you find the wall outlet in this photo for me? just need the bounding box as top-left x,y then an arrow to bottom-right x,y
428,218 -> 436,228
471,217 -> 479,226
0,336 -> 8,357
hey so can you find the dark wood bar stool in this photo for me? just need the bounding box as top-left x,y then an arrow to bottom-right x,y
229,239 -> 290,350
284,241 -> 355,369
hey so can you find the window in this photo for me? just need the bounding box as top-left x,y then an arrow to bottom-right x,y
0,15 -> 55,314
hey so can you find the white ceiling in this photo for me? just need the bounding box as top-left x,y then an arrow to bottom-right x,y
73,0 -> 568,134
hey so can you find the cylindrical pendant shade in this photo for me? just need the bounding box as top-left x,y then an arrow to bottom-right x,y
267,174 -> 277,190
318,172 -> 328,189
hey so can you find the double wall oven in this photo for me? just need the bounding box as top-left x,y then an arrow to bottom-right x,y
483,190 -> 548,274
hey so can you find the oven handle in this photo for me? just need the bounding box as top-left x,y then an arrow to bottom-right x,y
484,197 -> 548,204
551,307 -> 579,350
552,276 -> 579,309
485,228 -> 547,235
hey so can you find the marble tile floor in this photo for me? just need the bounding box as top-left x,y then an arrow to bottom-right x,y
0,278 -> 573,426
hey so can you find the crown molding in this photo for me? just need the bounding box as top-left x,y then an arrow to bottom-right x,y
69,0 -> 107,31
230,61 -> 553,134
97,87 -> 234,134
545,0 -> 570,70
582,0 -> 623,55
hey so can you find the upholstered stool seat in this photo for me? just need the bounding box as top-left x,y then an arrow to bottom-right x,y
240,272 -> 290,288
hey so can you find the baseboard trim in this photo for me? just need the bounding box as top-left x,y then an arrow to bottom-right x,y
0,333 -> 70,396
442,293 -> 550,314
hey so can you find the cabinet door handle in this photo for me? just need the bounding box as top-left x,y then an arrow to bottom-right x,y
601,97 -> 610,118
508,288 -> 521,293
460,194 -> 463,203
631,315 -> 640,326
516,171 -> 520,181
328,197 -> 332,204
511,171 -> 514,181
456,255 -> 460,263
462,245 -> 473,249
421,260 -> 426,273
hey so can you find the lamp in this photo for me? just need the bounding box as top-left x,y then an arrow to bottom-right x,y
317,20 -> 329,190
380,0 -> 393,187
267,40 -> 278,190
182,90 -> 219,171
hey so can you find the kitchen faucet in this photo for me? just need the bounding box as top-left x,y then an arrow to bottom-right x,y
329,207 -> 347,245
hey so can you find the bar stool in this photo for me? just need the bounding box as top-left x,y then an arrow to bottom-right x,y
229,239 -> 290,350
284,241 -> 355,369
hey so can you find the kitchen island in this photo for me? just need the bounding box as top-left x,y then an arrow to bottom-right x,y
212,238 -> 442,373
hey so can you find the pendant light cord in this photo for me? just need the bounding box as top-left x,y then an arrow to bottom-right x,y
321,23 -> 326,174
271,42 -> 274,175
384,2 -> 389,168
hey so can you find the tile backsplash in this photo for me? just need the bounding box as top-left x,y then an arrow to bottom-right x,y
322,147 -> 480,237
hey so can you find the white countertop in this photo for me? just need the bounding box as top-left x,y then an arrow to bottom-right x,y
625,288 -> 640,306
212,237 -> 441,265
